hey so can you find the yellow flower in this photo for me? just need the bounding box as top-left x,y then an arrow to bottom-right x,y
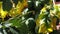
38,23 -> 46,33
1,11 -> 7,19
16,1 -> 24,14
22,0 -> 28,8
41,7 -> 46,12
47,28 -> 53,32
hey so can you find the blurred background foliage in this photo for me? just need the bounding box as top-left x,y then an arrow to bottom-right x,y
0,0 -> 59,34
